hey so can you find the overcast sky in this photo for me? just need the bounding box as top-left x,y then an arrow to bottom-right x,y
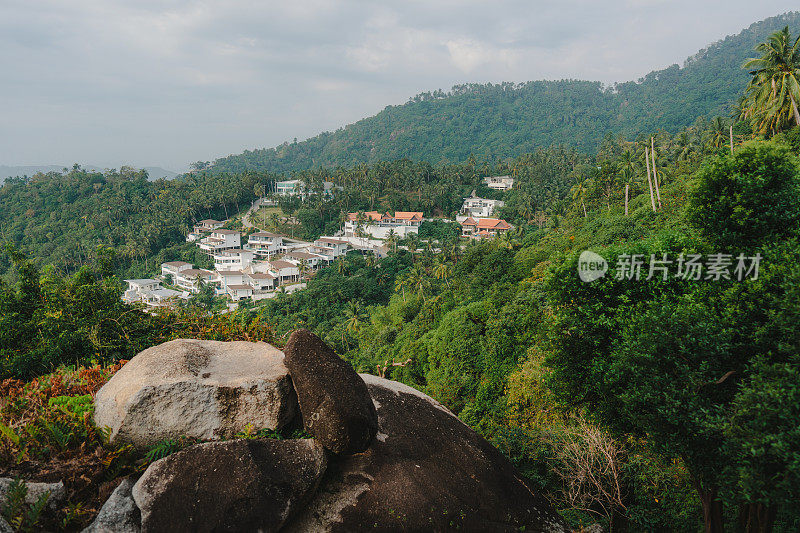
1,1 -> 797,171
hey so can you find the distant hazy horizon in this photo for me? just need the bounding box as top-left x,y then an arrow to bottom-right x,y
1,1 -> 798,170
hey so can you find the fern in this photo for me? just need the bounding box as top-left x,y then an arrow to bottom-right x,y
1,477 -> 27,524
0,422 -> 20,446
43,420 -> 71,450
48,395 -> 93,418
143,437 -> 191,466
21,491 -> 49,533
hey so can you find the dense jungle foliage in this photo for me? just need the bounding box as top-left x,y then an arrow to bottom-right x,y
3,126 -> 800,530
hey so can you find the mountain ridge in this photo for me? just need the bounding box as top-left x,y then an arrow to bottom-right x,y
210,11 -> 800,174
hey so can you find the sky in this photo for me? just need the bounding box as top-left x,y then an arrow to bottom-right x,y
1,1 -> 797,171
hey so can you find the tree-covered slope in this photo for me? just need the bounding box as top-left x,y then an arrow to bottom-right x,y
211,12 -> 800,174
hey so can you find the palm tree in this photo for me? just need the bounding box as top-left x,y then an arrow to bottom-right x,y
342,301 -> 365,349
571,178 -> 589,217
385,229 -> 398,254
433,261 -> 452,287
706,117 -> 731,150
741,26 -> 800,134
298,259 -> 310,281
617,148 -> 639,216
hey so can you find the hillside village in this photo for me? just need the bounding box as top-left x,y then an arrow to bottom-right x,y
123,176 -> 514,308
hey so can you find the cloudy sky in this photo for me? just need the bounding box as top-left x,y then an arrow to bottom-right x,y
1,1 -> 797,171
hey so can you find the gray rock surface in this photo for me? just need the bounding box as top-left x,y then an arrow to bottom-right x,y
283,374 -> 568,533
94,339 -> 297,447
0,477 -> 65,511
283,329 -> 377,454
0,515 -> 12,533
132,438 -> 327,533
81,478 -> 140,533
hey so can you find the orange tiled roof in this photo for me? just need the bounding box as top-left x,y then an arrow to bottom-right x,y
393,211 -> 423,221
476,218 -> 512,230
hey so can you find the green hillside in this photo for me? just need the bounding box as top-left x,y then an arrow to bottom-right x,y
210,12 -> 800,174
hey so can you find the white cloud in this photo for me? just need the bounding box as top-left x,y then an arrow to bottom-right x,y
445,38 -> 518,73
0,0 -> 797,169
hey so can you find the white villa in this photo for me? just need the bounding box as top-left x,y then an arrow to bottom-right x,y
186,219 -> 225,242
312,237 -> 351,260
213,248 -> 255,272
123,279 -> 186,308
174,268 -> 217,293
284,250 -> 328,270
344,211 -> 423,239
275,179 -> 339,198
267,259 -> 301,284
180,227 -> 356,303
460,195 -> 505,219
247,272 -> 276,293
460,217 -> 514,239
198,229 -> 241,254
483,176 -> 514,191
244,232 -> 285,258
159,262 -> 218,294
161,261 -> 192,278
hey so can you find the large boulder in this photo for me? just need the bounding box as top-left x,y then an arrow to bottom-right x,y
94,339 -> 297,447
131,438 -> 327,533
82,478 -> 140,533
0,478 -> 65,512
283,374 -> 567,533
283,329 -> 377,454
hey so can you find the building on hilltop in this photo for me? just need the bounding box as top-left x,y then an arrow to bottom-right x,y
459,193 -> 505,220
159,261 -> 218,294
267,259 -> 301,284
123,279 -> 186,308
312,237 -> 351,260
343,211 -> 423,239
186,219 -> 225,242
460,217 -> 513,239
161,261 -> 192,278
244,232 -> 285,258
284,250 -> 328,270
213,248 -> 255,272
275,179 -> 340,198
198,229 -> 241,254
483,175 -> 514,191
174,268 -> 217,294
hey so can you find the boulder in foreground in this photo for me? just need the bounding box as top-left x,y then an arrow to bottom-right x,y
283,329 -> 377,455
94,339 -> 296,447
283,374 -> 567,532
81,477 -> 140,533
132,438 -> 327,533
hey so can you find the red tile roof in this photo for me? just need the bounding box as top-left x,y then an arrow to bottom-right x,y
394,211 -> 423,221
476,218 -> 512,230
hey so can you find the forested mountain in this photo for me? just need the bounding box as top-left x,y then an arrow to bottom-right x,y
0,166 -> 271,278
0,165 -> 178,182
210,12 -> 800,174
